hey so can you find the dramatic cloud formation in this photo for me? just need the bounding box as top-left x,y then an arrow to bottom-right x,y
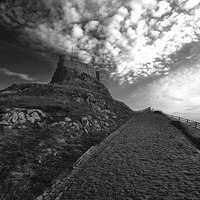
0,68 -> 35,81
124,47 -> 200,120
150,65 -> 200,113
1,0 -> 200,120
72,24 -> 84,39
1,0 -> 200,84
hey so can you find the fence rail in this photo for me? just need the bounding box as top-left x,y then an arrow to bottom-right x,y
166,114 -> 200,130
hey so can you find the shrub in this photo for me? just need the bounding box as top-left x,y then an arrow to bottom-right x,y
153,110 -> 165,115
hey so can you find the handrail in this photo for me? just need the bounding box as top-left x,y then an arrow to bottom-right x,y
151,108 -> 200,130
166,114 -> 200,130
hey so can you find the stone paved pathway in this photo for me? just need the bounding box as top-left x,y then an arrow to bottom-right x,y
43,112 -> 200,200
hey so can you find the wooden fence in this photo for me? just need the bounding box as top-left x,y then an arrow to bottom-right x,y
166,114 -> 200,130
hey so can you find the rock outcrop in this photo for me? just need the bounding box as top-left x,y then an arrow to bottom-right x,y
0,108 -> 46,129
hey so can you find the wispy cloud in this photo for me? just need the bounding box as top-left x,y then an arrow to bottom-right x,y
149,65 -> 200,112
0,68 -> 35,81
35,81 -> 49,84
125,54 -> 200,119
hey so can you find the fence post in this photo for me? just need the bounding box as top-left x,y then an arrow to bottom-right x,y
186,119 -> 188,124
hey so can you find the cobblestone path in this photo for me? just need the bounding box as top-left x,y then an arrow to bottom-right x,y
46,112 -> 200,200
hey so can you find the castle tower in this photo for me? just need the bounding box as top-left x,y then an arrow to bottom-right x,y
59,55 -> 65,61
57,54 -> 100,81
57,55 -> 66,68
96,71 -> 100,81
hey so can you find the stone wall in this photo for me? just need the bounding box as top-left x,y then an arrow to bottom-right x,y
50,67 -> 111,98
58,55 -> 96,78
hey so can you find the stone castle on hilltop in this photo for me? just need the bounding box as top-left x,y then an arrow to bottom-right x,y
50,54 -> 111,97
57,55 -> 100,81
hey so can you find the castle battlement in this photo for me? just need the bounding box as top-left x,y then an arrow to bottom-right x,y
57,55 -> 100,81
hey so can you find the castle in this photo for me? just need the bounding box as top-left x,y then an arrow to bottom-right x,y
57,55 -> 100,81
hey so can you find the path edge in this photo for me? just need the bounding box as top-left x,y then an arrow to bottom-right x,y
35,116 -> 135,200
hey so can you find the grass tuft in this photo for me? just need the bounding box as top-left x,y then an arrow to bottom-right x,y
152,110 -> 166,116
171,120 -> 200,150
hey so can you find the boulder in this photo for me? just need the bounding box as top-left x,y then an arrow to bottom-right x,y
0,108 -> 46,129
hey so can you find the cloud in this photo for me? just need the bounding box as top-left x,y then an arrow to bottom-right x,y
0,0 -> 200,84
63,1 -> 81,24
84,20 -> 99,32
129,4 -> 144,24
72,24 -> 84,39
150,64 -> 200,111
127,58 -> 200,115
126,27 -> 137,39
152,1 -> 171,18
118,6 -> 129,17
0,68 -> 35,81
183,0 -> 200,10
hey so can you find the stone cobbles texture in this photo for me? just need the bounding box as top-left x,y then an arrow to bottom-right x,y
38,112 -> 200,200
36,116 -> 133,200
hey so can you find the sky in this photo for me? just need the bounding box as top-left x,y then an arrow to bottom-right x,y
0,0 -> 200,121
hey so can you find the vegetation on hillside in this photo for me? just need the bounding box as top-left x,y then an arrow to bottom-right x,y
171,120 -> 200,150
0,124 -> 111,200
152,110 -> 166,116
152,109 -> 200,150
0,83 -> 134,200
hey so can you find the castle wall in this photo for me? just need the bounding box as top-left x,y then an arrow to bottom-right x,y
57,55 -> 100,80
61,58 -> 96,78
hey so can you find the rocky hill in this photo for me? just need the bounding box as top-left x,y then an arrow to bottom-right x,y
0,65 -> 134,200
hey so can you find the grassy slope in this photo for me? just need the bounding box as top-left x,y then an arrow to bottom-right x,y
152,110 -> 200,151
0,84 -> 134,200
171,120 -> 200,150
